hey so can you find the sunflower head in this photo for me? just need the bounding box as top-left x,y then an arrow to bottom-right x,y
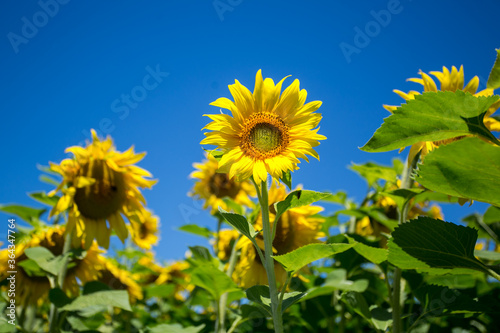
383,66 -> 500,162
49,129 -> 157,249
201,70 -> 326,184
190,154 -> 255,213
128,209 -> 160,250
0,226 -> 102,305
213,229 -> 240,260
98,256 -> 143,302
233,183 -> 324,288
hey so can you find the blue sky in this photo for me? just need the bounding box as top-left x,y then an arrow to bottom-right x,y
1,0 -> 499,261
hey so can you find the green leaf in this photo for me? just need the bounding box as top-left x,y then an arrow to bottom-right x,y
0,204 -> 46,225
190,265 -> 240,300
147,324 -> 206,333
388,238 -> 477,275
474,250 -> 500,262
361,90 -> 500,152
324,269 -> 369,292
392,217 -> 488,273
60,290 -> 131,312
189,246 -> 214,263
17,259 -> 46,277
349,162 -> 398,187
281,291 -> 307,313
218,208 -> 257,240
274,190 -> 331,222
341,291 -> 371,322
370,307 -> 393,331
145,284 -> 175,298
49,288 -> 72,308
415,137 -> 500,206
272,243 -> 354,273
345,235 -> 387,264
280,170 -> 292,191
24,247 -> 70,276
82,281 -> 111,295
29,191 -> 60,207
177,224 -> 212,238
321,191 -> 347,205
483,206 -> 500,224
39,174 -> 60,186
487,48 -> 500,89
245,285 -> 272,315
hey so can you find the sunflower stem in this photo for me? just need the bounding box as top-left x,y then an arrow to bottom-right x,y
257,179 -> 284,333
392,152 -> 420,333
217,235 -> 241,333
48,231 -> 72,333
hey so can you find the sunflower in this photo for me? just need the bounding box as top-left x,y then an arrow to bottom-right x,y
49,129 -> 157,249
98,256 -> 143,302
201,70 -> 326,184
128,209 -> 160,250
213,229 -> 240,261
156,261 -> 194,301
0,226 -> 102,305
233,183 -> 324,288
190,154 -> 255,214
384,65 -> 500,162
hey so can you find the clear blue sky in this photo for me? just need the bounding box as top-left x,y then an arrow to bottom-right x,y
1,0 -> 499,260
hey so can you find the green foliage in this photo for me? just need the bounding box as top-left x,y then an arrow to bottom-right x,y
272,243 -> 354,273
280,170 -> 292,190
345,235 -> 387,264
147,324 -> 206,333
361,90 -> 500,152
274,190 -> 332,222
487,48 -> 500,89
178,224 -> 213,238
416,137 -> 500,206
60,290 -> 132,312
0,204 -> 46,225
219,208 -> 257,239
349,162 -> 398,187
190,265 -> 241,300
391,217 -> 489,273
24,246 -> 71,276
29,191 -> 59,206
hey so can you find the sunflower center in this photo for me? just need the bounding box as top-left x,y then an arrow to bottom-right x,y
240,112 -> 289,160
74,159 -> 126,220
208,173 -> 240,198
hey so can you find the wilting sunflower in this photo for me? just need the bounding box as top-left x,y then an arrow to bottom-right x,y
190,154 -> 255,213
98,256 -> 143,302
49,129 -> 157,249
0,226 -> 102,305
384,65 -> 500,162
128,209 -> 160,250
233,183 -> 324,288
201,70 -> 326,184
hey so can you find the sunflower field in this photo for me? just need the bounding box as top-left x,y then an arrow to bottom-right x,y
1,48 -> 500,333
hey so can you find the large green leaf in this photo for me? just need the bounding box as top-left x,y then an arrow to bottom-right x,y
391,217 -> 488,273
415,137 -> 500,206
345,235 -> 387,264
274,190 -> 331,222
361,90 -> 500,152
245,285 -> 305,314
0,204 -> 46,225
272,243 -> 354,273
190,265 -> 240,300
349,162 -> 398,187
60,290 -> 131,312
24,247 -> 70,276
218,208 -> 257,240
487,48 -> 500,89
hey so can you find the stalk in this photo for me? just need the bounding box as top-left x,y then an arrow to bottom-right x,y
253,179 -> 284,333
392,152 -> 420,333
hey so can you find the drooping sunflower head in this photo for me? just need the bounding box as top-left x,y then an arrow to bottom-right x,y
128,209 -> 160,250
49,129 -> 157,249
189,154 -> 255,213
383,66 -> 500,162
201,70 -> 326,184
155,261 -> 194,301
233,183 -> 324,288
0,226 -> 102,305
